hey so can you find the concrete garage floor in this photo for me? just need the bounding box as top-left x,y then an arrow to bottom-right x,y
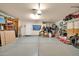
0,36 -> 79,56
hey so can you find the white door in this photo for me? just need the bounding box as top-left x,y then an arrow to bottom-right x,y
26,23 -> 32,35
21,25 -> 26,36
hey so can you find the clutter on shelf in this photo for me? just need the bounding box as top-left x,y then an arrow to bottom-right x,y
39,23 -> 59,38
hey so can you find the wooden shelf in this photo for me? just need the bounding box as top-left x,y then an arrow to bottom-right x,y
0,17 -> 18,37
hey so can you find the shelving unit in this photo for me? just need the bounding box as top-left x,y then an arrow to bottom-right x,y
67,18 -> 79,37
0,16 -> 18,46
6,18 -> 18,37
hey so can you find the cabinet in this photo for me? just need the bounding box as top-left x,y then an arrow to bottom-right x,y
0,31 -> 16,46
0,31 -> 5,46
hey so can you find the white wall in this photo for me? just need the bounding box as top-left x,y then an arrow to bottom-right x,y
21,21 -> 42,35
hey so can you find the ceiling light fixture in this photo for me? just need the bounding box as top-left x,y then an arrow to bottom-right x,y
30,13 -> 40,19
37,10 -> 42,15
36,3 -> 42,15
31,3 -> 42,19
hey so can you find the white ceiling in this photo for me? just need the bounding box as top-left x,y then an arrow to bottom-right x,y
0,3 -> 79,22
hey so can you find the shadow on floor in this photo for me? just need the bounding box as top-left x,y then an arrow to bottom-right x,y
60,41 -> 79,49
72,43 -> 79,49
